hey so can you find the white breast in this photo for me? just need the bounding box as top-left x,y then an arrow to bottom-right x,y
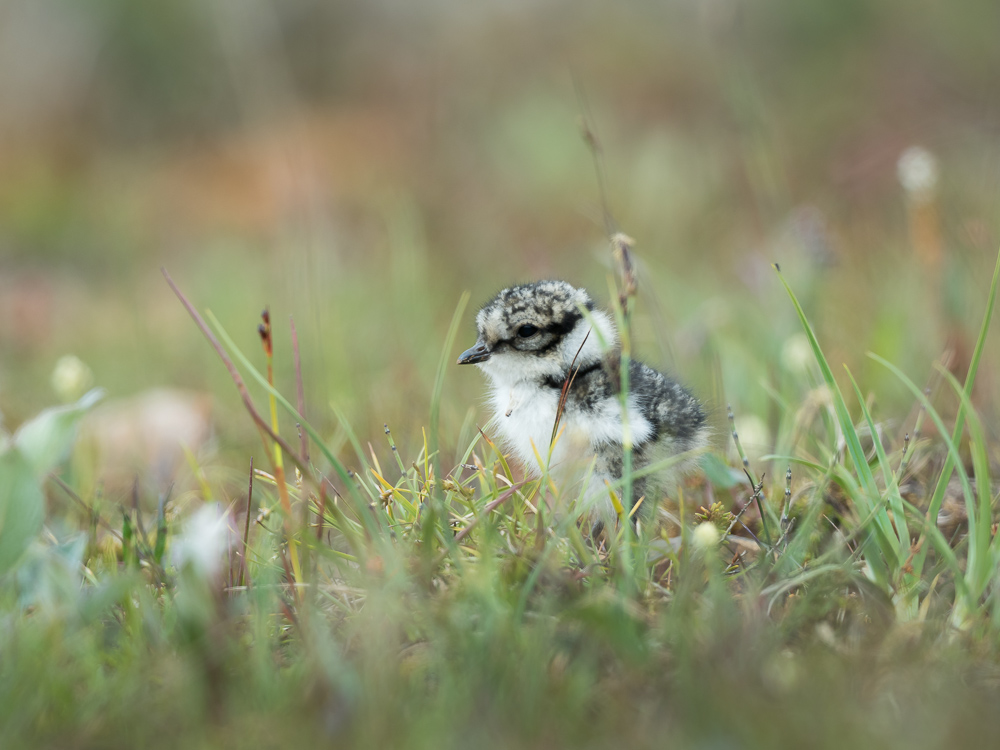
487,382 -> 654,478
488,382 -> 560,474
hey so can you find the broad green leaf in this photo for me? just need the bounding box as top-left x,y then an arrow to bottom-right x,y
0,448 -> 46,575
15,533 -> 88,610
701,453 -> 747,490
13,388 -> 104,477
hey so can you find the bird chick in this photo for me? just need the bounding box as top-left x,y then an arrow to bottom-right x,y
458,280 -> 708,527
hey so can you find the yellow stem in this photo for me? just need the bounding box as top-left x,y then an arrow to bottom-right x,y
268,358 -> 302,587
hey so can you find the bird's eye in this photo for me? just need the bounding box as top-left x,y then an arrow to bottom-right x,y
517,324 -> 539,338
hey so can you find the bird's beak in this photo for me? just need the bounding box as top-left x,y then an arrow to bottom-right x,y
457,340 -> 491,365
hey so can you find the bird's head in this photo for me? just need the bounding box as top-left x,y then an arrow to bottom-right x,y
457,280 -> 616,385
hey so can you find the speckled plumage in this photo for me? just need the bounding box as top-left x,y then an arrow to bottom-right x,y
458,280 -> 708,526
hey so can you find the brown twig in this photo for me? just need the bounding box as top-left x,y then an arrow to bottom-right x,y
574,76 -> 616,237
290,316 -> 309,466
131,476 -> 149,545
722,497 -> 765,549
316,479 -> 328,541
278,544 -> 294,588
550,329 -> 591,447
259,307 -> 303,591
278,595 -> 300,631
452,482 -> 527,545
743,467 -> 774,549
48,474 -> 122,541
238,456 -> 254,589
611,232 -> 637,313
161,268 -> 318,491
163,267 -> 367,581
780,465 -> 792,541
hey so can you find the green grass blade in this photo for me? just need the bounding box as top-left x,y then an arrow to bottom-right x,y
426,291 -> 469,557
935,364 -> 993,602
775,265 -> 901,570
919,245 -> 1000,579
844,366 -> 909,550
766,455 -> 892,579
761,455 -> 829,474
899,496 -> 967,602
430,291 -> 470,484
868,353 -> 979,611
330,400 -> 372,476
771,472 -> 830,577
204,310 -> 379,541
762,563 -> 855,614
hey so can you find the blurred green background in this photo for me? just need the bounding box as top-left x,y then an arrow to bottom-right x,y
2,0 -> 999,477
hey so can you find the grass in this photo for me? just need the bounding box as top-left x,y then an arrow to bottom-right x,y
1,232 -> 1000,749
6,2 -> 1000,745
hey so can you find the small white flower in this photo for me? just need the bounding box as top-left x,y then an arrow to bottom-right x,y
171,503 -> 234,578
780,333 -> 814,374
51,355 -> 93,403
761,649 -> 799,692
692,521 -> 720,549
897,146 -> 938,198
731,414 -> 771,464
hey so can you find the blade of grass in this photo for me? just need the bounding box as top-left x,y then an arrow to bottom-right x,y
478,428 -> 514,487
204,309 -> 378,540
259,309 -> 303,589
290,316 -> 309,465
451,481 -> 527,546
844,367 -> 909,550
868,353 -> 979,612
899,495 -> 967,602
934,364 -> 994,603
606,276 -> 634,520
761,455 -> 827,474
550,330 -> 591,446
603,445 -> 710,492
429,292 -> 470,550
153,490 -> 168,566
238,455 -> 254,589
914,245 -> 1000,580
775,265 -> 902,576
330,401 -> 373,477
771,474 -> 830,577
431,291 -> 470,472
162,269 -> 370,561
164,271 -> 305,476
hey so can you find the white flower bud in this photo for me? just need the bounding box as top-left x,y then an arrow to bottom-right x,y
51,355 -> 93,403
780,333 -> 814,374
171,503 -> 234,579
897,146 -> 938,199
692,521 -> 720,549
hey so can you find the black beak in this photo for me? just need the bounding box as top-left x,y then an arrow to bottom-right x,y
457,340 -> 491,365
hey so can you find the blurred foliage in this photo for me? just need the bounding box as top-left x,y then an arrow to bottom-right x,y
2,2 -> 1000,744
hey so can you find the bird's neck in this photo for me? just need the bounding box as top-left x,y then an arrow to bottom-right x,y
540,357 -> 606,391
